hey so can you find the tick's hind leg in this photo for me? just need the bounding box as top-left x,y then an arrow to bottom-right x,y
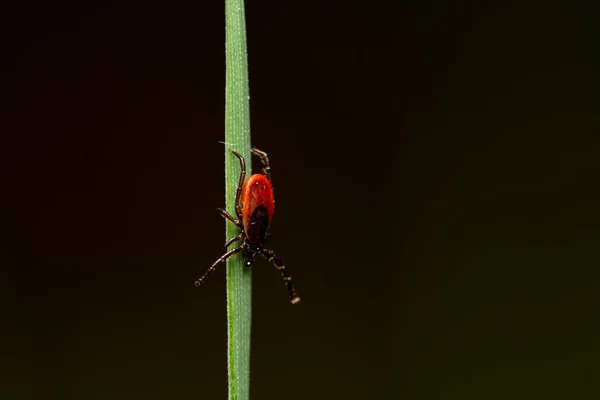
259,248 -> 300,304
195,246 -> 243,287
251,148 -> 272,182
229,150 -> 246,220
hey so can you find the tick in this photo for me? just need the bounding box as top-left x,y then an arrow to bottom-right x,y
195,148 -> 300,304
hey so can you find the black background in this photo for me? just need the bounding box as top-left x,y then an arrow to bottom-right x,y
2,1 -> 599,399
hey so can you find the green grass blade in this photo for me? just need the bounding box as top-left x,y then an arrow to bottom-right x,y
224,0 -> 251,399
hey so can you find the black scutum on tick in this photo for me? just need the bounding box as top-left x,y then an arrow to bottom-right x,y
247,205 -> 269,244
243,205 -> 269,267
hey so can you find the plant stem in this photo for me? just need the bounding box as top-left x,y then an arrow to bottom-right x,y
225,0 -> 251,399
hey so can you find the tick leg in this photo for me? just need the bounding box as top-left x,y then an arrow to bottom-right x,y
222,233 -> 243,253
251,148 -> 272,182
230,150 -> 246,221
259,248 -> 301,304
216,207 -> 242,227
195,246 -> 243,287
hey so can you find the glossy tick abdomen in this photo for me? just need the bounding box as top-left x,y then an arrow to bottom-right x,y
241,174 -> 274,243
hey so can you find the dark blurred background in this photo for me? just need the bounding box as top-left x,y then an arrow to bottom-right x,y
2,1 -> 599,399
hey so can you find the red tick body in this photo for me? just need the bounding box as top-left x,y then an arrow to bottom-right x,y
241,174 -> 275,243
194,147 -> 300,304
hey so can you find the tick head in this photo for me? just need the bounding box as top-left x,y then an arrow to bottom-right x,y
243,243 -> 261,267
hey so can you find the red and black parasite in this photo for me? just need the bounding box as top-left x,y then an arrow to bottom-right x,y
195,148 -> 300,304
